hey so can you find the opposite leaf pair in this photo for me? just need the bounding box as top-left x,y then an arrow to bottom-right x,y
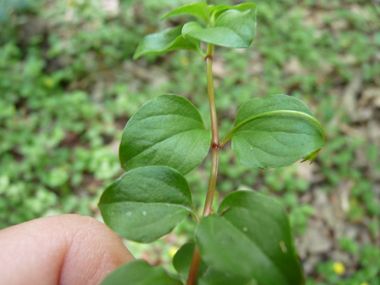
134,2 -> 257,59
119,93 -> 324,174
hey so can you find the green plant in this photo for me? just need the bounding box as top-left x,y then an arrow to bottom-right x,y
103,1 -> 324,284
306,244 -> 380,285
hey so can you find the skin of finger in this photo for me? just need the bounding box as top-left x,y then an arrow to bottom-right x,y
0,214 -> 135,285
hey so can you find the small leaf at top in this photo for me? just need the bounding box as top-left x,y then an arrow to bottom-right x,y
211,3 -> 256,22
221,94 -> 325,169
119,94 -> 211,175
99,166 -> 195,243
161,3 -> 209,22
182,5 -> 257,48
100,260 -> 182,285
133,25 -> 202,59
195,190 -> 305,285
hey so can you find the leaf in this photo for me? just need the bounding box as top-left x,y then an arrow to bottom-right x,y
173,242 -> 253,285
100,260 -> 182,285
133,25 -> 202,59
301,148 -> 321,164
221,94 -> 325,169
119,94 -> 211,175
99,166 -> 195,243
161,3 -> 209,22
199,269 -> 255,285
195,190 -> 305,285
173,242 -> 208,282
182,5 -> 257,48
211,3 -> 256,22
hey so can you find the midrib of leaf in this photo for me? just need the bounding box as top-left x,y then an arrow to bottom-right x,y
220,110 -> 325,147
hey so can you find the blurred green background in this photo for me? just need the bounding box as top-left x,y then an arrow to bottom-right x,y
0,0 -> 379,283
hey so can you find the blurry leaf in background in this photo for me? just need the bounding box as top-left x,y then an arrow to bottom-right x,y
0,0 -> 38,23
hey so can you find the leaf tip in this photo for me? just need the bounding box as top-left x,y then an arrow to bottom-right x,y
301,149 -> 321,164
132,50 -> 141,60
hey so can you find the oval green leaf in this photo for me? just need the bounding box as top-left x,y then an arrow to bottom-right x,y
119,94 -> 212,175
221,94 -> 325,169
195,190 -> 304,285
161,3 -> 209,22
173,242 -> 252,285
99,166 -> 195,243
182,5 -> 256,48
101,260 -> 182,285
133,25 -> 202,59
211,3 -> 256,23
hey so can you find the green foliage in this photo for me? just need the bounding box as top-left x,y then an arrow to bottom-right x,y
0,0 -> 144,227
307,244 -> 380,285
225,94 -> 325,169
99,1 -> 320,283
119,95 -> 211,175
0,0 -> 39,23
100,260 -> 181,285
161,3 -> 209,22
2,0 -> 378,283
173,242 -> 250,285
196,191 -> 304,285
182,4 -> 257,48
134,25 -> 202,59
99,166 -> 196,243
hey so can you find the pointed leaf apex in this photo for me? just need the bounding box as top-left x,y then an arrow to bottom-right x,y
301,149 -> 321,164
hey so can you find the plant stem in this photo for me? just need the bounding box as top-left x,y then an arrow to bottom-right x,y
187,43 -> 220,285
205,44 -> 218,149
186,246 -> 201,285
203,146 -> 219,216
203,43 -> 219,217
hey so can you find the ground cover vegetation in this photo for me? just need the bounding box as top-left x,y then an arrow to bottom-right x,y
0,0 -> 379,284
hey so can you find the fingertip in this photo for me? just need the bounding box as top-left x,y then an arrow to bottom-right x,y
0,214 -> 134,285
